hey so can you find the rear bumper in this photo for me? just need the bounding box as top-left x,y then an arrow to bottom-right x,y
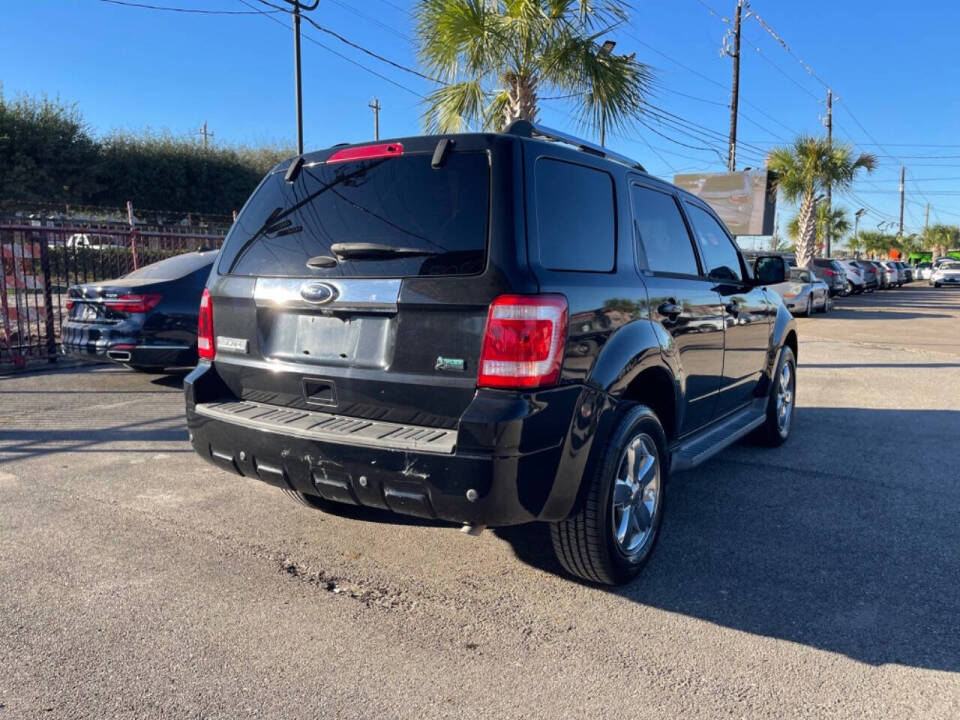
61,321 -> 195,367
184,361 -> 608,527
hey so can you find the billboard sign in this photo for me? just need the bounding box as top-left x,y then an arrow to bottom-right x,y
673,170 -> 777,236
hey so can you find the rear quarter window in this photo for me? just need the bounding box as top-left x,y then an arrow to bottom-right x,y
534,158 -> 615,272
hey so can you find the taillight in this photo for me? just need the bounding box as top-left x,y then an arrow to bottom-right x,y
327,142 -> 403,164
197,288 -> 214,360
66,300 -> 74,310
825,269 -> 837,276
103,294 -> 163,313
477,294 -> 568,390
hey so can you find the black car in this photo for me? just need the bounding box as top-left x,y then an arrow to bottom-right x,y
184,122 -> 797,585
62,250 -> 216,371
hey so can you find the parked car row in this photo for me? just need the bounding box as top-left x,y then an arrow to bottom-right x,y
741,253 -> 926,318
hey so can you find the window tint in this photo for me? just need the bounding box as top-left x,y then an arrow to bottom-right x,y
631,185 -> 700,275
685,204 -> 742,281
535,158 -> 615,272
219,152 -> 489,278
124,251 -> 217,280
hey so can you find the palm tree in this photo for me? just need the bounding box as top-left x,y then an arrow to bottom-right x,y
767,136 -> 876,267
923,223 -> 959,261
786,204 -> 851,258
414,0 -> 654,136
859,230 -> 897,259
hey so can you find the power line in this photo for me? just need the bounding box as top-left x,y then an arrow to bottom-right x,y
327,0 -> 411,42
253,0 -> 444,85
100,0 -> 279,14
622,29 -> 798,138
236,0 -> 425,98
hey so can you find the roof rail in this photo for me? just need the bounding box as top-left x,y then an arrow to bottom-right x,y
505,119 -> 646,172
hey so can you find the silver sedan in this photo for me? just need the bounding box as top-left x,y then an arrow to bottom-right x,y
769,267 -> 830,316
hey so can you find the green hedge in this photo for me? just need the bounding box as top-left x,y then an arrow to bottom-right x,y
0,92 -> 293,216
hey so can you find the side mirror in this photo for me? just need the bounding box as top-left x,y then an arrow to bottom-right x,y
753,255 -> 787,285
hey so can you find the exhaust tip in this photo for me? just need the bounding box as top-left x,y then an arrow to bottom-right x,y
107,350 -> 132,362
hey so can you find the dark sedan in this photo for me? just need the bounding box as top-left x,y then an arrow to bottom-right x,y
61,251 -> 216,371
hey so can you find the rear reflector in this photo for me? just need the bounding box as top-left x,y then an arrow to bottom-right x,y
327,142 -> 403,164
103,294 -> 163,313
197,288 -> 215,360
477,295 -> 568,390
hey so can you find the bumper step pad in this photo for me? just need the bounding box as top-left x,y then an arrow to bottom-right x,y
194,400 -> 457,455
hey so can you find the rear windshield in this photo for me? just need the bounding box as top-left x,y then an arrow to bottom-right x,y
124,251 -> 216,280
219,151 -> 490,278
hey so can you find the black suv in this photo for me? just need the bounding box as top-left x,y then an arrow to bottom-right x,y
184,122 -> 797,585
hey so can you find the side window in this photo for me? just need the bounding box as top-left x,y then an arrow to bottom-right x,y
535,158 -> 615,272
630,185 -> 700,276
685,203 -> 743,282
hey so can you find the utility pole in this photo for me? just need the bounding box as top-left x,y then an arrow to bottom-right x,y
824,90 -> 833,257
925,202 -> 930,231
197,120 -> 214,149
282,0 -> 319,155
727,0 -> 743,172
899,164 -> 906,237
368,97 -> 381,140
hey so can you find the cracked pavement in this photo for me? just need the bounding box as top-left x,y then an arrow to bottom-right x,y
1,284 -> 959,719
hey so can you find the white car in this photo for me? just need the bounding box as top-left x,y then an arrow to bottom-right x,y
60,233 -> 125,251
930,261 -> 960,287
835,258 -> 866,294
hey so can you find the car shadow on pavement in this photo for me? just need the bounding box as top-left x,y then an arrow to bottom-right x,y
0,415 -> 191,464
498,406 -> 960,673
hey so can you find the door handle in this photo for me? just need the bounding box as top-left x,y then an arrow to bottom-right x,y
657,301 -> 682,319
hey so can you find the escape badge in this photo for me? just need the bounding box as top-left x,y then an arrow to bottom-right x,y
435,356 -> 465,373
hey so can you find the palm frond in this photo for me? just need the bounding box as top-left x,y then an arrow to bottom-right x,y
421,80 -> 488,134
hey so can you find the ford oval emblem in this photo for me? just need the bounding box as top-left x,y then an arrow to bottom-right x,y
300,281 -> 338,304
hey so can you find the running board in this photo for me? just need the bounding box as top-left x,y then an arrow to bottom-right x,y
670,401 -> 766,473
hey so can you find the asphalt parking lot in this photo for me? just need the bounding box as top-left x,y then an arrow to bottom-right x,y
2,284 -> 958,719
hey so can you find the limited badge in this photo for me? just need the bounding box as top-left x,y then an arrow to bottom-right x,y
216,336 -> 249,354
435,356 -> 465,372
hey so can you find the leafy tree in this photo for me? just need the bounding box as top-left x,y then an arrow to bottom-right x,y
858,230 -> 898,259
0,89 -> 293,217
922,223 -> 959,261
0,92 -> 99,210
414,0 -> 654,135
767,136 -> 876,267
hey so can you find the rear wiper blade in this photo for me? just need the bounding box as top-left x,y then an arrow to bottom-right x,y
330,242 -> 437,260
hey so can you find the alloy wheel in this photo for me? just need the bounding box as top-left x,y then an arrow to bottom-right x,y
611,433 -> 661,557
776,360 -> 795,435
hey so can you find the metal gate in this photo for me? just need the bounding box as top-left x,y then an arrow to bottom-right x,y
1,219 -> 227,367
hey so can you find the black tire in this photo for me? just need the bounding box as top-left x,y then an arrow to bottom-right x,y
844,280 -> 854,296
125,364 -> 165,373
282,487 -> 334,511
550,405 -> 668,586
802,296 -> 813,317
753,345 -> 796,447
818,295 -> 829,313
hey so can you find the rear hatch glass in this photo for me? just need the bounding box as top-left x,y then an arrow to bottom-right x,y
219,151 -> 489,278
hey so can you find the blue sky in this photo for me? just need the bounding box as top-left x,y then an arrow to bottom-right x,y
4,0 -> 960,240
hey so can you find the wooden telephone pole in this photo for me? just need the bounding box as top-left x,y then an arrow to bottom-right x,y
369,97 -> 381,140
899,164 -> 906,237
824,90 -> 833,256
727,0 -> 743,172
197,120 -> 214,149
